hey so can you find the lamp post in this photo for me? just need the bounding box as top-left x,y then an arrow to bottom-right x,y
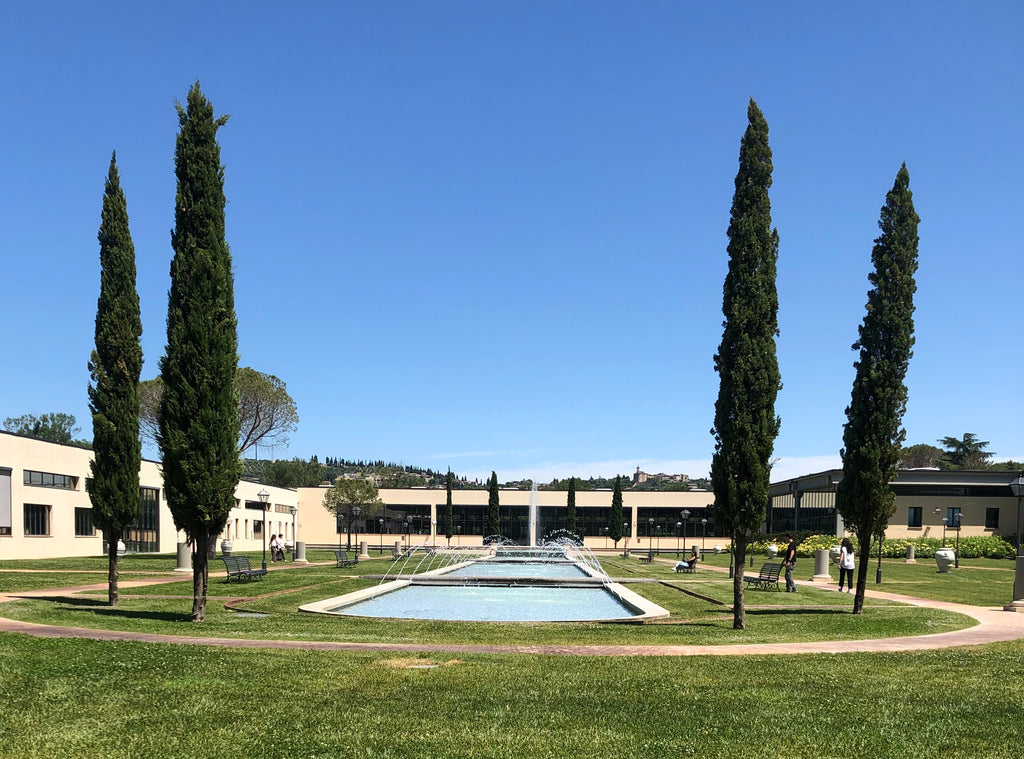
405,515 -> 412,545
648,517 -> 654,545
675,522 -> 682,557
257,489 -> 269,571
680,509 -> 690,555
701,518 -> 708,553
289,505 -> 298,561
379,517 -> 384,554
953,511 -> 961,569
352,505 -> 361,551
942,517 -> 947,548
1007,472 -> 1024,610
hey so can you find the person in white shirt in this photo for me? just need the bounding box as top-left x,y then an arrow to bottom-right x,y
838,537 -> 855,593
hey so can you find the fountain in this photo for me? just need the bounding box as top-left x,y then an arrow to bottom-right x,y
529,480 -> 539,546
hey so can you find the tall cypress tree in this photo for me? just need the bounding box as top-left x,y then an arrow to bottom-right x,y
86,152 -> 143,608
608,475 -> 624,546
443,468 -> 454,543
837,164 -> 919,614
710,98 -> 782,630
566,476 -> 578,536
485,471 -> 500,540
158,82 -> 241,622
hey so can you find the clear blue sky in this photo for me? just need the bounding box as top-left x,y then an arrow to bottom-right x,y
2,1 -> 1021,484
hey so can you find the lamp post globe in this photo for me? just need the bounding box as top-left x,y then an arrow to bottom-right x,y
257,489 -> 270,571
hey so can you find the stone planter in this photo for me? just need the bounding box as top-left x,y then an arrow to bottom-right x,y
829,545 -> 842,564
766,544 -> 779,558
712,545 -> 722,555
220,539 -> 233,557
935,547 -> 956,573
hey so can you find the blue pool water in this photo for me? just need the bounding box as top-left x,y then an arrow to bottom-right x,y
444,561 -> 588,579
331,584 -> 635,622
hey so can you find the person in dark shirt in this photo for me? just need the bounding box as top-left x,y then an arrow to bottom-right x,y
782,534 -> 797,592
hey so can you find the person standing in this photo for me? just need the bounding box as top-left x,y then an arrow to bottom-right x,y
838,537 -> 856,593
782,534 -> 797,592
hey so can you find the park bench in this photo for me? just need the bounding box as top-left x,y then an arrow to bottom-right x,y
638,551 -> 654,564
744,562 -> 782,591
334,550 -> 358,568
391,546 -> 403,561
220,555 -> 267,582
674,557 -> 699,573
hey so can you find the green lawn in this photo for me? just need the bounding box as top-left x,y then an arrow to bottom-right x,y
0,634 -> 1021,758
1,553 -> 1022,757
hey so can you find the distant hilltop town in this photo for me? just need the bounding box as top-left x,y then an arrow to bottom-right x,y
632,467 -> 689,485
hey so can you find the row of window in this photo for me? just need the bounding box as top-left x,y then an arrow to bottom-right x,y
906,506 -> 998,529
20,488 -> 161,547
23,470 -> 78,490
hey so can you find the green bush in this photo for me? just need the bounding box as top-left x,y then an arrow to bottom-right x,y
750,533 -> 1014,560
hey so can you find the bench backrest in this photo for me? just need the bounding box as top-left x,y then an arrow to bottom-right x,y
221,556 -> 251,572
760,562 -> 781,577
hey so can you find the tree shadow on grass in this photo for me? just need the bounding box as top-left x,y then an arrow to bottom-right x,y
29,594 -> 191,622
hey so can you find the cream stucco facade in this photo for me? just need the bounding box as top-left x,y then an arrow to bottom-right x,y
0,432 -> 297,560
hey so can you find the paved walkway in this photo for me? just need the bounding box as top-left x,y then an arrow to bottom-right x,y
1,571 -> 1022,657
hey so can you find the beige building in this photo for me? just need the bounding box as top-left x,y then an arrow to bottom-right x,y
296,485 -> 719,551
0,431 -> 297,560
768,468 -> 1021,540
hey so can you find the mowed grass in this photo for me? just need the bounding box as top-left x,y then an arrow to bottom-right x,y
0,553 -> 977,646
0,634 -> 1022,759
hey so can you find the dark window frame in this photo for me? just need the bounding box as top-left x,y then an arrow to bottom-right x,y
907,506 -> 922,528
24,504 -> 50,535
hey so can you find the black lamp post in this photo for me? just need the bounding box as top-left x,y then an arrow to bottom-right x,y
1008,472 -> 1024,609
405,515 -> 412,545
701,518 -> 708,553
675,522 -> 682,557
257,489 -> 269,571
648,517 -> 654,543
680,509 -> 690,554
352,505 -> 361,552
942,517 -> 947,548
289,505 -> 298,561
953,511 -> 961,569
378,517 -> 384,554
876,534 -> 883,584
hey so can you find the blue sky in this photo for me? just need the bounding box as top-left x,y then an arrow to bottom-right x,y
2,2 -> 1021,484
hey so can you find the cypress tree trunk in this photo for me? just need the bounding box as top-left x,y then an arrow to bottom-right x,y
710,99 -> 782,630
837,164 -> 919,615
86,153 -> 143,608
159,83 -> 241,623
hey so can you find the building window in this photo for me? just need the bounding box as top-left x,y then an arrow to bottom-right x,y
985,508 -> 1000,529
24,504 -> 50,535
121,487 -> 160,552
947,507 -> 962,529
75,507 -> 95,536
24,470 -> 78,490
907,507 -> 922,528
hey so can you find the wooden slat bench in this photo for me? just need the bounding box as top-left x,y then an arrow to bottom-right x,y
220,555 -> 267,582
744,562 -> 782,591
334,550 -> 358,568
638,551 -> 654,564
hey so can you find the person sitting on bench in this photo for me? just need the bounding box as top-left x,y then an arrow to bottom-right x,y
674,548 -> 698,571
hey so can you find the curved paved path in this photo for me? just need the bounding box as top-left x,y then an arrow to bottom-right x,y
1,572 -> 1022,657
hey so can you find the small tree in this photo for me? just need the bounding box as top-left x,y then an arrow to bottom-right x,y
322,478 -> 384,549
608,475 -> 624,546
837,164 -> 920,614
566,477 -> 578,535
486,472 -> 501,540
86,153 -> 143,607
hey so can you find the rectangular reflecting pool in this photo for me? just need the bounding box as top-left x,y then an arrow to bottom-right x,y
329,583 -> 636,622
444,560 -> 589,579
